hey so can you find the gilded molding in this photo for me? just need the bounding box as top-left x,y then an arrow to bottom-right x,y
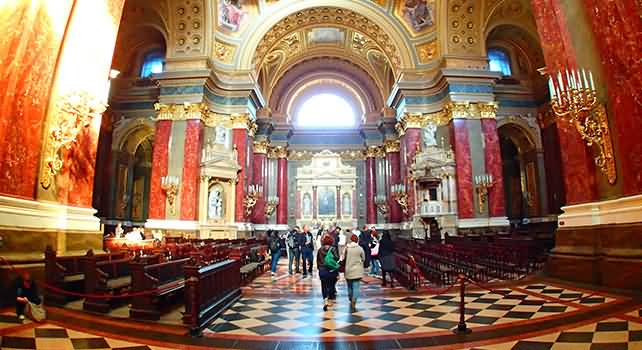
339,150 -> 366,161
365,145 -> 385,158
269,146 -> 288,159
384,140 -> 401,153
154,102 -> 208,121
396,111 -> 450,135
444,102 -> 498,120
40,91 -> 106,189
253,140 -> 270,154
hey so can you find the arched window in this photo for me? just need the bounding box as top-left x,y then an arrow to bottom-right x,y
140,51 -> 164,78
488,48 -> 512,76
296,93 -> 357,128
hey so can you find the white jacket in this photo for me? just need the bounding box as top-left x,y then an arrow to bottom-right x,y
343,242 -> 365,280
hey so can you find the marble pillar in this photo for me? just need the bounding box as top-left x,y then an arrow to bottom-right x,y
252,150 -> 267,224
232,128 -> 248,223
450,119 -> 474,218
180,119 -> 203,221
149,120 -> 172,219
403,128 -> 422,217
365,156 -> 377,224
276,156 -> 288,225
481,119 -> 506,217
385,142 -> 402,223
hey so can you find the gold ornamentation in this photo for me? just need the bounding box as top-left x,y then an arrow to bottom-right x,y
243,192 -> 259,217
474,174 -> 494,214
253,140 -> 270,154
154,102 -> 208,121
393,192 -> 409,216
444,102 -> 497,120
265,196 -> 279,217
269,146 -> 288,159
214,40 -> 235,64
339,150 -> 366,161
416,40 -> 438,64
287,150 -> 313,160
40,91 -> 106,189
384,140 -> 401,153
374,195 -> 389,216
365,145 -> 385,158
161,176 -> 181,215
550,77 -> 617,184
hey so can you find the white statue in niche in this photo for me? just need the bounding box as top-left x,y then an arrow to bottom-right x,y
202,137 -> 215,163
342,193 -> 352,216
302,193 -> 312,217
423,122 -> 438,148
215,125 -> 227,145
208,185 -> 224,220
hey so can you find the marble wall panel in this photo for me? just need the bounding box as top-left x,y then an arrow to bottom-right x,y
180,120 -> 203,220
451,119 -> 474,218
149,120 -> 172,219
482,119 -> 506,217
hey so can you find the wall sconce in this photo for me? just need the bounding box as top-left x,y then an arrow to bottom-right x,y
390,183 -> 409,215
265,196 -> 279,217
243,184 -> 263,217
161,176 -> 181,215
547,68 -> 616,184
474,174 -> 494,214
374,194 -> 389,216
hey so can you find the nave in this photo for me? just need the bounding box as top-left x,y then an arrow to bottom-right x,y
2,256 -> 641,350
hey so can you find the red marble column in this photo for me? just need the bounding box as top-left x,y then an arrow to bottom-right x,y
450,120 -> 474,218
232,129 -> 248,222
581,0 -> 642,195
386,147 -> 402,223
252,151 -> 267,224
149,120 -> 172,219
365,156 -> 377,224
530,0 -> 597,204
481,119 -> 506,217
180,119 -> 203,221
403,128 -> 422,217
276,156 -> 288,225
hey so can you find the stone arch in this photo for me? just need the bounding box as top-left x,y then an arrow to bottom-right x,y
112,118 -> 156,154
497,117 -> 541,151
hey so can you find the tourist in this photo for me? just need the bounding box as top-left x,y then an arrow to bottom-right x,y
343,233 -> 365,311
379,231 -> 396,287
300,225 -> 315,277
369,230 -> 381,276
317,234 -> 339,311
14,271 -> 42,321
268,230 -> 282,277
358,228 -> 372,269
338,228 -> 347,257
287,226 -> 301,275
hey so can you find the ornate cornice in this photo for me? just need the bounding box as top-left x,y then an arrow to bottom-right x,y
154,102 -> 208,121
444,102 -> 498,120
269,146 -> 288,159
253,140 -> 270,154
383,139 -> 401,153
365,145 -> 385,158
395,111 -> 450,135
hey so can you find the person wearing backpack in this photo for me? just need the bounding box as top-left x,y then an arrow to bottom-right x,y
343,233 -> 365,312
300,225 -> 315,277
287,226 -> 301,275
268,230 -> 282,277
317,234 -> 339,311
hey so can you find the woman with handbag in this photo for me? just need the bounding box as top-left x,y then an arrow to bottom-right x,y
343,233 -> 365,311
379,231 -> 396,287
369,230 -> 381,276
317,234 -> 339,311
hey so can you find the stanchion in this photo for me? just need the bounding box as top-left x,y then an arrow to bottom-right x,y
452,274 -> 471,335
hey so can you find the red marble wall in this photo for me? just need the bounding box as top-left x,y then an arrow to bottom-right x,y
365,157 -> 377,224
233,129 -> 248,222
180,120 -> 203,221
252,153 -> 267,224
148,120 -> 172,219
530,0 -> 597,204
450,120 -> 474,219
276,158 -> 288,225
0,0 -> 74,199
582,0 -> 642,196
541,125 -> 566,213
481,119 -> 506,217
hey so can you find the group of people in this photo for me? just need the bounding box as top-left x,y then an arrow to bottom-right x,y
267,224 -> 396,311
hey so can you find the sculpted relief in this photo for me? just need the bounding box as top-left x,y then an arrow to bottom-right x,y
402,0 -> 434,32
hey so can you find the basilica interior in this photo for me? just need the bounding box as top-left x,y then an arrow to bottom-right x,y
1,0 -> 641,349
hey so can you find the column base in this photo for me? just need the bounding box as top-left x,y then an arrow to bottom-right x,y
456,217 -> 510,229
547,222 -> 642,291
558,194 -> 642,227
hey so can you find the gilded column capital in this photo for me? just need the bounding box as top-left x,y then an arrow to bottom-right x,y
153,102 -> 208,121
269,146 -> 288,159
444,102 -> 498,120
384,140 -> 401,153
253,140 -> 270,154
478,102 -> 498,119
365,145 -> 386,158
230,113 -> 250,129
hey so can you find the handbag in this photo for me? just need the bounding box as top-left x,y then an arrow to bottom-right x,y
339,247 -> 347,273
26,302 -> 46,322
324,247 -> 340,271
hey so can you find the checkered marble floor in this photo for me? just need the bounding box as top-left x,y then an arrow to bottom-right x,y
468,317 -> 642,350
0,311 -> 32,331
206,283 -> 615,338
0,323 -> 177,350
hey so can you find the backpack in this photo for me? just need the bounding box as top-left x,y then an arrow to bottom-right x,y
287,233 -> 297,249
324,247 -> 340,271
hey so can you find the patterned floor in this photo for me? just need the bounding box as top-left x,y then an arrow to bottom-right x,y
0,323 -> 175,350
468,318 -> 642,350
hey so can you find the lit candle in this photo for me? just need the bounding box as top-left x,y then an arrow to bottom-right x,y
548,77 -> 556,98
582,69 -> 589,90
589,71 -> 595,90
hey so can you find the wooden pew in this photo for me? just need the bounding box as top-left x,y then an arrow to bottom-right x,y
82,251 -> 132,313
44,247 -> 126,306
393,253 -> 420,290
129,257 -> 191,320
183,259 -> 241,336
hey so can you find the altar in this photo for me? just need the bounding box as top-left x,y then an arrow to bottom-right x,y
295,150 -> 358,228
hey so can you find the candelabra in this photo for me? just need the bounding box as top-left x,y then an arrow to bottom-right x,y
265,195 -> 279,217
547,68 -> 616,184
161,176 -> 181,215
244,184 -> 263,217
374,194 -> 389,216
474,174 -> 493,214
390,183 -> 409,215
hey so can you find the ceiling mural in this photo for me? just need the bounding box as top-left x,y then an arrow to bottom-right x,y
216,0 -> 259,35
393,0 -> 437,37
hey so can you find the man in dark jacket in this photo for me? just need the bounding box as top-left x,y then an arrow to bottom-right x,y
14,271 -> 41,320
300,225 -> 315,277
287,227 -> 301,275
358,228 -> 372,269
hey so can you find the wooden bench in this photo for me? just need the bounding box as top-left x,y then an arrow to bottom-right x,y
44,247 -> 126,306
393,253 -> 420,290
183,259 -> 241,336
129,257 -> 191,320
82,251 -> 132,313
